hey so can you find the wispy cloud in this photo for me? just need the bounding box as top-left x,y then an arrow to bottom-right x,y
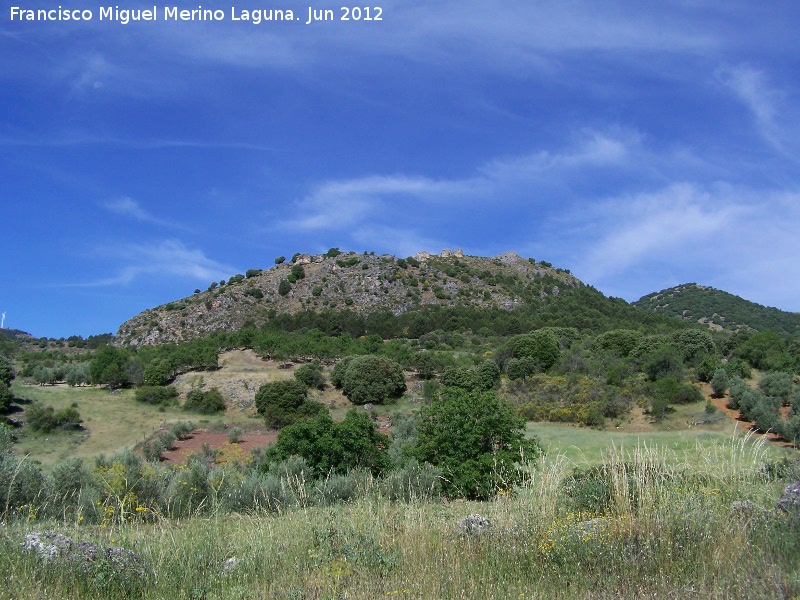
64,239 -> 236,287
716,64 -> 788,153
281,130 -> 641,235
101,197 -> 188,230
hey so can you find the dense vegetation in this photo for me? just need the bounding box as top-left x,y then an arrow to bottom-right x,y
2,250 -> 800,598
635,283 -> 800,335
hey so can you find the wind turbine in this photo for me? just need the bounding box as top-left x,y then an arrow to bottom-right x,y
1,312 -> 4,329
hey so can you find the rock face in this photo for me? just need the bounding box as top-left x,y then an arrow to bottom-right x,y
23,531 -> 152,582
115,250 -> 584,346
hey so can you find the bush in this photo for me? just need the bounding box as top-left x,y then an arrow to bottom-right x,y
294,361 -> 325,390
649,377 -> 704,405
143,358 -> 173,386
278,279 -> 291,296
710,368 -> 729,398
504,330 -> 561,371
169,421 -> 197,440
228,427 -> 245,444
410,388 -> 541,500
334,355 -> 406,405
758,372 -> 794,405
184,388 -> 226,414
255,379 -> 325,429
642,344 -> 685,381
26,402 -> 82,433
135,385 -> 179,405
0,381 -> 11,412
267,409 -> 390,476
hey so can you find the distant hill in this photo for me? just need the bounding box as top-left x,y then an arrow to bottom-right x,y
632,283 -> 800,336
117,249 -> 590,345
0,328 -> 34,342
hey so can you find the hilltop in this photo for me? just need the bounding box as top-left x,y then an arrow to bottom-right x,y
116,249 -> 585,345
632,283 -> 800,336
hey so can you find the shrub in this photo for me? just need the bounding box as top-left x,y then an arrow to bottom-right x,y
135,385 -> 179,405
710,368 -> 729,398
0,359 -> 13,390
758,372 -> 794,405
184,388 -> 226,414
411,388 -> 541,500
291,264 -> 306,280
26,402 -> 82,433
228,426 -> 245,444
278,279 -> 291,296
255,379 -> 324,429
267,409 -> 390,476
335,355 -> 406,405
294,361 -> 325,390
505,330 -> 561,371
169,421 -> 197,440
642,345 -> 685,381
0,381 -> 11,412
246,268 -> 262,278
649,377 -> 704,405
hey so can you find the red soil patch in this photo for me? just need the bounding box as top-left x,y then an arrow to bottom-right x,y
160,429 -> 278,464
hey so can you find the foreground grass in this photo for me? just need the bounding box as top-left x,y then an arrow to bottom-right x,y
2,435 -> 798,599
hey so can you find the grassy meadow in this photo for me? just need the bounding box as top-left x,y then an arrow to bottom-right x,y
1,433 -> 798,599
4,353 -> 800,598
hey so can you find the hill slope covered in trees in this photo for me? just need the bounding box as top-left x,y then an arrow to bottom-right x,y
633,283 -> 800,336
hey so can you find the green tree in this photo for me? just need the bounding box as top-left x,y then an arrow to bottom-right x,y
758,371 -> 794,405
274,256 -> 286,265
291,264 -> 306,280
642,344 -> 685,382
184,387 -> 226,414
255,379 -> 324,428
294,361 -> 325,390
267,409 -> 390,476
506,330 -> 561,371
671,329 -> 715,363
593,329 -> 644,358
710,368 -> 729,398
89,345 -> 131,388
476,360 -> 501,390
143,358 -> 173,386
334,355 -> 406,405
278,279 -> 291,296
0,382 -> 11,412
0,356 -> 14,387
410,388 -> 541,500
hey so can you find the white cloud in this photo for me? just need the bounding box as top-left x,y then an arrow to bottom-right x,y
716,64 -> 789,152
69,239 -> 236,287
281,130 -> 641,234
101,197 -> 190,231
103,197 -> 156,222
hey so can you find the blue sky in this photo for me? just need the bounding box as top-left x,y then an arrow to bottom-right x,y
2,1 -> 800,338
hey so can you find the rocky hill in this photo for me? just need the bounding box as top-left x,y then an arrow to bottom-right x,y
116,250 -> 583,346
632,283 -> 800,336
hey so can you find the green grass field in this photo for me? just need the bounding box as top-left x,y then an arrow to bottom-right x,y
10,382 -> 232,468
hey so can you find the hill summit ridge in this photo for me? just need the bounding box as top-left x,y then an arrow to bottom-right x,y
116,250 -> 581,346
